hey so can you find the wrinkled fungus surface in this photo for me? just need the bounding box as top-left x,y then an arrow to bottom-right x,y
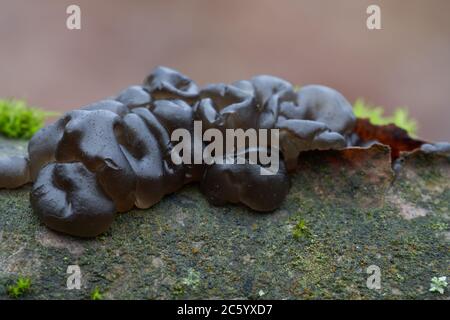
0,66 -> 437,237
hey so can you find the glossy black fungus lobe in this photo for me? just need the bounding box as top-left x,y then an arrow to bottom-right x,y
0,66 -> 359,237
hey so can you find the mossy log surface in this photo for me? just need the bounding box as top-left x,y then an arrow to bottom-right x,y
0,136 -> 448,299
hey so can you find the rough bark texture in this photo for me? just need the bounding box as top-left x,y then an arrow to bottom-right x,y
0,136 -> 448,299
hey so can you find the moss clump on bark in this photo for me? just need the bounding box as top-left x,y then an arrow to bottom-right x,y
0,140 -> 448,299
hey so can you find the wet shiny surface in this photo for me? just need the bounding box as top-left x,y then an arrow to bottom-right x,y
1,0 -> 449,141
0,66 -> 357,237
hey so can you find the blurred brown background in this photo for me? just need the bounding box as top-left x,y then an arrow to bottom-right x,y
0,0 -> 449,140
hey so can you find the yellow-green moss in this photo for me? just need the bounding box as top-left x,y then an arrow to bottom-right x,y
353,99 -> 417,136
7,277 -> 31,298
0,99 -> 58,139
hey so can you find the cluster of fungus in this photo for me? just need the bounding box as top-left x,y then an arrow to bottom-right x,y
1,66 -> 425,237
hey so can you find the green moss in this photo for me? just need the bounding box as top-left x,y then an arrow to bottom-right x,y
0,142 -> 448,300
353,99 -> 418,136
90,287 -> 103,300
181,268 -> 201,288
292,219 -> 312,240
429,276 -> 448,294
289,242 -> 335,298
172,284 -> 186,297
7,277 -> 31,298
430,222 -> 448,231
0,99 -> 58,139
